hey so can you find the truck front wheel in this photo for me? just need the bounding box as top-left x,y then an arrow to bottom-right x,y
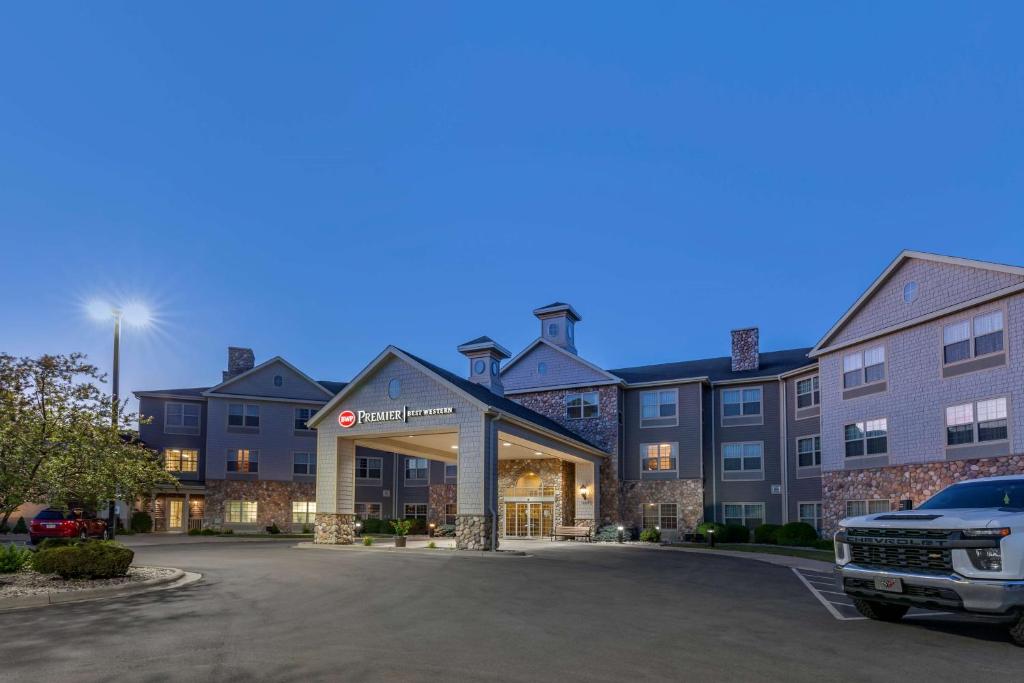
853,598 -> 909,622
1008,614 -> 1024,647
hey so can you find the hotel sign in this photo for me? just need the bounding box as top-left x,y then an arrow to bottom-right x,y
338,406 -> 455,429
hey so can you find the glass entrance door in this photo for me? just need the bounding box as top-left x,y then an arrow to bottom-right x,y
504,502 -> 554,538
168,500 -> 183,530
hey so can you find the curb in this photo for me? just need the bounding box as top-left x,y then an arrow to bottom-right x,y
652,544 -> 835,572
0,567 -> 200,611
294,542 -> 528,558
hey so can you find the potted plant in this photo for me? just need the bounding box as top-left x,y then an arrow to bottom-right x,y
390,519 -> 412,547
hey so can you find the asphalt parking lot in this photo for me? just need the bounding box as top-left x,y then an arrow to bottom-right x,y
0,540 -> 1019,682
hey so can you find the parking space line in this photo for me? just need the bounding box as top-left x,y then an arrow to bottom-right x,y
792,567 -> 865,621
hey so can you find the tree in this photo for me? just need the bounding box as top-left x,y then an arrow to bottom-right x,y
0,353 -> 177,528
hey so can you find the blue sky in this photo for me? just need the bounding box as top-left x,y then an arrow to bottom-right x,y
1,3 -> 1022,407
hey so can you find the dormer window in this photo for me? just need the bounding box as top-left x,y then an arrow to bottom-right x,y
473,360 -> 486,375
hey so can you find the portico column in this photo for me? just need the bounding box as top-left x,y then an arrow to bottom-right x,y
183,493 -> 190,532
574,461 -> 598,532
314,434 -> 357,544
455,417 -> 498,550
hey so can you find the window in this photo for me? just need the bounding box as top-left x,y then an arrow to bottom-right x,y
473,360 -> 485,375
641,443 -> 676,472
723,442 -> 763,472
227,448 -> 258,473
404,503 -> 427,520
566,392 -> 599,419
225,500 -> 257,524
798,502 -> 823,533
845,499 -> 890,517
293,452 -> 316,476
946,398 -> 1009,446
843,346 -> 885,388
548,323 -> 558,337
355,502 -> 382,519
723,503 -> 764,530
388,378 -> 401,399
163,448 -> 199,473
273,375 -> 283,387
228,403 -> 260,428
903,281 -> 918,303
537,362 -> 547,375
445,464 -> 457,480
404,457 -> 427,481
294,408 -> 316,430
844,419 -> 887,457
641,503 -> 678,530
356,456 -> 382,480
796,436 -> 821,468
796,376 -> 820,409
944,310 -> 1004,364
291,501 -> 316,524
165,403 -> 200,433
640,390 -> 678,426
723,387 -> 761,417
444,503 -> 457,525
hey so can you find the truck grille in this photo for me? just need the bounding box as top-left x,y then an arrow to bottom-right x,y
846,527 -> 953,541
849,544 -> 953,572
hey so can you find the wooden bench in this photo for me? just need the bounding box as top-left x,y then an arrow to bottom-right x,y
551,525 -> 592,542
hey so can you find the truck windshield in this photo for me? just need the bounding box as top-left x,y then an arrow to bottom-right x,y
918,480 -> 1024,510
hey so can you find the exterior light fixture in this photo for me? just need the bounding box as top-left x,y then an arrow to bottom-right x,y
616,525 -> 624,543
450,445 -> 458,449
355,521 -> 362,537
579,485 -> 589,501
428,522 -> 435,538
707,527 -> 716,547
534,451 -> 542,456
502,442 -> 511,447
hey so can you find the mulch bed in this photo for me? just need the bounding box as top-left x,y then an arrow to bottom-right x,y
0,567 -> 175,598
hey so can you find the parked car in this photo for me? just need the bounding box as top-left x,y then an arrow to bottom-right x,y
29,508 -> 109,545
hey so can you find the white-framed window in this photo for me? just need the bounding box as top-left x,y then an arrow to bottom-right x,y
641,443 -> 677,472
641,503 -> 678,530
355,502 -> 382,519
722,387 -> 761,417
844,418 -> 888,457
227,448 -> 258,473
723,503 -> 764,530
640,389 -> 678,426
356,456 -> 383,480
946,397 -> 1009,446
293,452 -> 316,476
163,448 -> 199,473
404,457 -> 428,481
228,403 -> 260,428
291,501 -> 316,524
845,499 -> 890,517
722,442 -> 763,473
566,392 -> 600,419
404,503 -> 427,520
943,310 -> 1005,365
798,502 -> 823,533
294,407 -> 316,430
165,402 -> 201,434
843,345 -> 885,389
796,435 -> 821,468
444,464 -> 457,481
225,500 -> 257,524
796,376 -> 820,409
444,503 -> 457,525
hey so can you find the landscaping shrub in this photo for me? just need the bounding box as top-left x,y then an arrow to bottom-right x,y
301,524 -> 312,534
695,522 -> 726,540
426,541 -> 436,549
188,528 -> 202,536
639,527 -> 661,543
434,524 -> 456,537
36,538 -> 78,550
360,518 -> 394,534
130,512 -> 153,534
721,524 -> 751,543
390,519 -> 413,537
594,524 -> 629,542
776,522 -> 820,547
406,518 -> 427,535
0,543 -> 32,573
362,536 -> 373,546
753,524 -> 781,544
200,528 -> 218,536
12,517 -> 28,534
32,541 -> 134,579
813,539 -> 835,552
266,523 -> 281,535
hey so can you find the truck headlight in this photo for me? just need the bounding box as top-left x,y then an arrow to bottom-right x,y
963,528 -> 1011,538
834,528 -> 848,563
967,547 -> 1003,572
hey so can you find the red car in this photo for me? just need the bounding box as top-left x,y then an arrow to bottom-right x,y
29,508 -> 109,545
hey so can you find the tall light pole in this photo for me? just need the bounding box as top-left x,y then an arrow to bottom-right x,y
111,308 -> 121,428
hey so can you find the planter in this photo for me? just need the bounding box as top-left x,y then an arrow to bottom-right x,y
394,536 -> 406,548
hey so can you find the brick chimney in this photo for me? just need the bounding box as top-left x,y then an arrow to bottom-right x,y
223,347 -> 255,381
730,328 -> 759,372
457,336 -> 511,396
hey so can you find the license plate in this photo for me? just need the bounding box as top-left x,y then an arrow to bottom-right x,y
45,524 -> 56,529
874,576 -> 903,593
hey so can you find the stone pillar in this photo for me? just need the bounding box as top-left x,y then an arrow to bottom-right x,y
456,513 -> 497,551
314,513 -> 356,544
574,461 -> 597,531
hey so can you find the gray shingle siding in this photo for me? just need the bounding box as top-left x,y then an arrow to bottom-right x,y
214,360 -> 332,401
502,343 -> 613,393
784,370 -> 822,523
137,395 -> 207,482
621,382 -> 703,480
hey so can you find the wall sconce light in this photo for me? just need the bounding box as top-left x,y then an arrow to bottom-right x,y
579,485 -> 589,501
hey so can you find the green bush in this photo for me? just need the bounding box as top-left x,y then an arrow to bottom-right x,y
0,544 -> 32,573
813,539 -> 834,551
36,538 -> 78,550
390,519 -> 413,537
721,524 -> 751,543
360,518 -> 393,534
777,522 -> 820,547
33,541 -> 134,579
426,541 -> 436,549
130,512 -> 153,534
695,522 -> 726,540
639,527 -> 661,543
434,524 -> 456,537
594,524 -> 629,542
753,524 -> 782,544
266,523 -> 281,534
188,528 -> 202,536
407,518 -> 427,535
301,524 -> 312,534
200,528 -> 218,536
12,517 -> 28,534
362,536 -> 374,546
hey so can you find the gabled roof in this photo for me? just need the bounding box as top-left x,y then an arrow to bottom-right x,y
203,356 -> 335,399
317,381 -> 348,394
500,338 -> 622,384
532,302 -> 581,321
456,336 -> 512,358
811,250 -> 1024,355
609,348 -> 814,384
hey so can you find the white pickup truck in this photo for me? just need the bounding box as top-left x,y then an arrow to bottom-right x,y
835,474 -> 1024,645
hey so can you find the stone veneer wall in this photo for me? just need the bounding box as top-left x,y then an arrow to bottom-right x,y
509,385 -> 620,525
497,459 -> 568,533
620,479 -> 704,535
314,513 -> 355,544
427,484 -> 457,526
822,453 -> 1024,533
205,479 -> 316,532
456,513 -> 496,550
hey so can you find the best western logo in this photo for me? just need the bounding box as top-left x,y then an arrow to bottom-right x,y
338,410 -> 357,428
337,406 -> 454,429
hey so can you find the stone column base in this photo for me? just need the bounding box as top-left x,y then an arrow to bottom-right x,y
456,514 -> 497,551
574,519 -> 596,534
314,513 -> 356,545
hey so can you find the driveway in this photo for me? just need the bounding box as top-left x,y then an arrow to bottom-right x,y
0,541 -> 1018,681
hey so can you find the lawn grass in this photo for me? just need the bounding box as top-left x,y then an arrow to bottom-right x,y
673,542 -> 835,563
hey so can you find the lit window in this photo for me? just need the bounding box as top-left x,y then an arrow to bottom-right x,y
844,419 -> 887,457
404,503 -> 427,520
843,346 -> 885,389
723,503 -> 764,530
294,407 -> 316,430
845,499 -> 889,517
566,392 -> 599,419
405,457 -> 428,481
291,501 -> 316,524
356,456 -> 382,480
641,443 -> 676,472
796,376 -> 820,409
227,448 -> 258,473
723,388 -> 761,417
225,500 -> 257,524
723,442 -> 763,472
163,448 -> 199,473
642,503 -> 677,530
355,502 -> 382,520
798,502 -> 823,533
796,436 -> 821,468
640,390 -> 678,426
946,398 -> 1008,446
293,452 -> 317,476
944,310 -> 1004,364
